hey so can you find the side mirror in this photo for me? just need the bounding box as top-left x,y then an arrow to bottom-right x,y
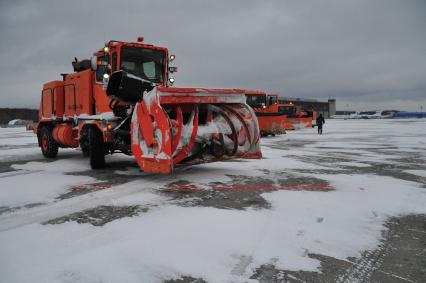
91,56 -> 97,71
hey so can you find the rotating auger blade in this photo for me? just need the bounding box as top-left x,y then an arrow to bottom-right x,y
130,86 -> 262,173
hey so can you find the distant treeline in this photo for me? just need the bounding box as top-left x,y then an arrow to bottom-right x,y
0,108 -> 38,124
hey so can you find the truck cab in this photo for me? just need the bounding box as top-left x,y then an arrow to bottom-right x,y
245,92 -> 279,113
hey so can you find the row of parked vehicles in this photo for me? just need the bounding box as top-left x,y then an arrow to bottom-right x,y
332,110 -> 426,119
33,37 -> 315,173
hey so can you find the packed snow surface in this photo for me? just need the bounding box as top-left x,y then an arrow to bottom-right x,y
0,119 -> 425,283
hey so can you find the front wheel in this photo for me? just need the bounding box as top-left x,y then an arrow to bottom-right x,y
88,127 -> 106,169
40,127 -> 59,158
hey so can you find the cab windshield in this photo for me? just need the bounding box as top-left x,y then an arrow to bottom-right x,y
278,106 -> 296,115
246,95 -> 266,108
120,46 -> 166,83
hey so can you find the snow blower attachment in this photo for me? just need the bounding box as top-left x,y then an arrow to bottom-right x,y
34,38 -> 261,174
107,71 -> 261,173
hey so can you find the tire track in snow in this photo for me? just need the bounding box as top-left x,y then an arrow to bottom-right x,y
0,174 -> 168,232
336,225 -> 418,283
336,245 -> 388,283
0,169 -> 42,179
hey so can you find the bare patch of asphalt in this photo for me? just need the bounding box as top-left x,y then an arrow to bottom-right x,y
249,214 -> 426,283
58,160 -> 142,199
159,215 -> 425,283
159,172 -> 332,211
43,205 -> 150,226
0,157 -> 46,215
0,149 -> 80,174
162,215 -> 425,283
39,161 -> 332,228
164,277 -> 206,283
0,143 -> 38,150
0,158 -> 47,174
0,202 -> 44,216
287,153 -> 426,187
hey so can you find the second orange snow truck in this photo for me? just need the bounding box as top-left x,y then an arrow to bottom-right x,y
245,92 -> 290,136
34,38 -> 261,173
245,92 -> 317,135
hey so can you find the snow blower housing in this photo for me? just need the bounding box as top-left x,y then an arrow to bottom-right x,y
34,38 -> 262,173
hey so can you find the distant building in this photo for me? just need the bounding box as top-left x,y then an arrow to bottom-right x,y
334,110 -> 357,116
278,97 -> 336,118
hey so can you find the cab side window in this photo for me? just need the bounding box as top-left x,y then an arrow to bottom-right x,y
269,96 -> 277,106
112,53 -> 117,73
96,56 -> 109,82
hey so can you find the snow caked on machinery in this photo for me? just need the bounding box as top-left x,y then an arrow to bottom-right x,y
277,101 -> 316,130
34,38 -> 261,173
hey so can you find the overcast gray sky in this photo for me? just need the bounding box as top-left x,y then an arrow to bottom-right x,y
1,0 -> 425,111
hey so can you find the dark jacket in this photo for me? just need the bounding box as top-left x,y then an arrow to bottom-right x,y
316,116 -> 325,127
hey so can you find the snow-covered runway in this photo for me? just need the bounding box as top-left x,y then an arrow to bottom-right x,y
0,120 -> 425,283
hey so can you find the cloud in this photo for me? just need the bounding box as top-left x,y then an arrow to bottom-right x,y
0,0 -> 425,110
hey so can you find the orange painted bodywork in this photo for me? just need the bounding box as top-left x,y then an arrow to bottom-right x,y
38,41 -> 169,127
257,115 -> 289,135
286,115 -> 313,129
40,80 -> 65,120
52,124 -> 79,147
64,70 -> 94,117
281,105 -> 315,129
247,93 -> 317,133
247,93 -> 292,135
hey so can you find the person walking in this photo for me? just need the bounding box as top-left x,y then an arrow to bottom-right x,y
316,114 -> 325,134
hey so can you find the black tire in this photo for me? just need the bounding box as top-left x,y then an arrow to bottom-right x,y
79,129 -> 90,157
88,127 -> 106,169
40,127 -> 59,158
82,147 -> 90,157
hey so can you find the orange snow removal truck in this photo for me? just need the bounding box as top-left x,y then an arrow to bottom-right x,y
245,92 -> 290,136
246,91 -> 316,135
34,38 -> 262,173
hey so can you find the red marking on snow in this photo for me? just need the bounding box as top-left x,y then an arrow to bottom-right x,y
72,184 -> 112,190
170,184 -> 335,191
212,185 -> 335,191
172,184 -> 199,190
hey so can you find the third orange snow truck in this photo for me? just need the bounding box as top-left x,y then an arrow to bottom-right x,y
278,102 -> 316,129
34,38 -> 261,173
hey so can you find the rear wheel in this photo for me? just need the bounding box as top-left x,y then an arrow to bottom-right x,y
82,146 -> 89,157
88,127 -> 106,169
40,127 -> 59,158
79,128 -> 90,157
